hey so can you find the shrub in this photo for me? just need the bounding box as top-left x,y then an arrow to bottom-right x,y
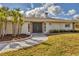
49,30 -> 79,33
49,30 -> 59,33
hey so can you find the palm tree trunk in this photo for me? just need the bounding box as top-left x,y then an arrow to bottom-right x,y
18,23 -> 20,34
1,22 -> 4,39
0,22 -> 2,37
12,23 -> 16,36
18,24 -> 22,34
19,25 -> 21,34
4,21 -> 7,35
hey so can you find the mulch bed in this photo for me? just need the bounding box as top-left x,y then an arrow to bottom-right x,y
0,34 -> 30,42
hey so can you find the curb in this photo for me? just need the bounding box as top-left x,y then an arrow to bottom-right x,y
0,35 -> 32,44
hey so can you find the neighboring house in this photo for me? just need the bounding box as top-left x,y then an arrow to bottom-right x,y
5,17 -> 79,34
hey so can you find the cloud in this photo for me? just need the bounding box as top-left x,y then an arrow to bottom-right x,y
25,3 -> 64,18
66,9 -> 76,16
42,3 -> 54,8
19,10 -> 24,14
73,14 -> 79,19
47,5 -> 63,16
25,3 -> 54,18
25,7 -> 46,18
42,3 -> 63,16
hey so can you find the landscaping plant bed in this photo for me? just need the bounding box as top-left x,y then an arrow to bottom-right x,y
0,34 -> 30,42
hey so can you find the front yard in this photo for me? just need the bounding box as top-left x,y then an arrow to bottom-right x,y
0,33 -> 79,56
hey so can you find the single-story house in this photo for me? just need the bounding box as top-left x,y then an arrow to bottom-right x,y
5,17 -> 79,34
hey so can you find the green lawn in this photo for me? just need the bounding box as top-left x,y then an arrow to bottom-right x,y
0,33 -> 79,56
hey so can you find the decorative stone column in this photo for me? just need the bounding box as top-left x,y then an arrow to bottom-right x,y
28,22 -> 32,34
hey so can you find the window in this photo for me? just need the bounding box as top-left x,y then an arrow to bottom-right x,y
65,24 -> 70,27
76,25 -> 79,28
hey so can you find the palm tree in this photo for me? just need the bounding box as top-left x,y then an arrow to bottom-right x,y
15,8 -> 24,34
9,9 -> 24,36
0,12 -> 3,37
11,10 -> 18,36
0,6 -> 25,39
18,15 -> 24,34
0,6 -> 9,36
0,12 -> 6,38
0,7 -> 24,38
1,7 -> 9,35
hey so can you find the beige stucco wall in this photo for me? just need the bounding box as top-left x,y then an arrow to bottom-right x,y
45,22 -> 73,33
6,22 -> 29,34
21,22 -> 30,34
6,22 -> 13,34
5,21 -> 75,34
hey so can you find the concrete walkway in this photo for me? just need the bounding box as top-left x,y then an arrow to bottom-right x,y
0,33 -> 48,53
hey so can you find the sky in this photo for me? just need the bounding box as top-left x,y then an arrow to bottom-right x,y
0,3 -> 79,20
0,3 -> 42,10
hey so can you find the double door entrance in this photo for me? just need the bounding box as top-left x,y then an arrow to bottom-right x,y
32,22 -> 42,33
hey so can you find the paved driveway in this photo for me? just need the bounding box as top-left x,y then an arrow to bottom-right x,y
0,33 -> 48,53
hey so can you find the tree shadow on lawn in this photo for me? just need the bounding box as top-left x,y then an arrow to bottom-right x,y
41,42 -> 52,46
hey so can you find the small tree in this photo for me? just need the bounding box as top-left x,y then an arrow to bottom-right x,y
0,12 -> 6,38
14,8 -> 24,35
9,10 -> 18,36
18,16 -> 24,34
